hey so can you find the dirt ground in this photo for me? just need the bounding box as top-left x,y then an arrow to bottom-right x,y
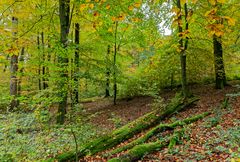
83,83 -> 238,130
83,96 -> 153,130
81,82 -> 240,162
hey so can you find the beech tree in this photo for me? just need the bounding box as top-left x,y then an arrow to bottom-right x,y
205,0 -> 228,89
9,16 -> 19,110
73,23 -> 80,104
105,45 -> 111,97
0,0 -> 240,161
57,0 -> 71,124
175,0 -> 190,97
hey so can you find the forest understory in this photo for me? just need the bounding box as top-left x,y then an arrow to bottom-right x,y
1,82 -> 239,162
79,82 -> 240,162
1,0 -> 240,161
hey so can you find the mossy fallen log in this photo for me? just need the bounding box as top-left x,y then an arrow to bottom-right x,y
47,95 -> 199,162
108,130 -> 183,162
107,112 -> 210,156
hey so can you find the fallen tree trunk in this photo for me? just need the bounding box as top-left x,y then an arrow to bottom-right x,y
47,95 -> 199,162
107,112 -> 210,156
108,130 -> 184,162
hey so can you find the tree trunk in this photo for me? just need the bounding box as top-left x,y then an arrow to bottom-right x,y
57,0 -> 70,124
105,45 -> 111,97
9,16 -> 19,110
108,112 -> 210,162
45,36 -> 51,89
18,47 -> 25,94
37,34 -> 42,91
108,131 -> 182,162
113,22 -> 118,105
73,23 -> 80,104
41,32 -> 48,90
177,0 -> 189,98
213,35 -> 226,89
49,95 -> 199,161
108,112 -> 210,155
180,53 -> 187,96
10,54 -> 19,109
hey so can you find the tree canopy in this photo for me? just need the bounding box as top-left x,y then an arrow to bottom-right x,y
0,0 -> 239,161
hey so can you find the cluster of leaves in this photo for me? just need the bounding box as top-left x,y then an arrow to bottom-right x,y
0,0 -> 240,102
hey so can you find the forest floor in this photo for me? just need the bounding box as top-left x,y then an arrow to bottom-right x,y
0,82 -> 239,161
82,82 -> 240,162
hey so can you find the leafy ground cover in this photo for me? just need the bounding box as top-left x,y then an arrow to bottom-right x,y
82,83 -> 240,161
0,83 -> 239,161
0,112 -> 97,161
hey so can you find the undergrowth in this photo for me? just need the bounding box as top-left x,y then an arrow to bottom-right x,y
0,112 -> 97,161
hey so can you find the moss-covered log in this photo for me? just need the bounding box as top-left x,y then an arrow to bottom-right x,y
108,130 -> 183,162
107,112 -> 210,156
47,95 -> 199,162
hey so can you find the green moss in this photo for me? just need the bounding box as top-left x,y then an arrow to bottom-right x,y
108,139 -> 167,162
49,95 -> 199,161
55,151 -> 75,162
108,129 -> 185,162
108,112 -> 210,155
108,158 -> 129,162
129,141 -> 164,158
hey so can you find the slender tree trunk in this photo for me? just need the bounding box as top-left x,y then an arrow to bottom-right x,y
180,53 -> 187,96
113,22 -> 118,105
18,47 -> 25,94
37,34 -> 42,91
10,55 -> 19,110
177,0 -> 189,98
73,23 -> 80,104
41,32 -> 48,89
10,17 -> 19,110
70,24 -> 74,108
57,0 -> 70,124
45,36 -> 51,89
213,35 -> 226,89
105,45 -> 110,98
85,79 -> 88,92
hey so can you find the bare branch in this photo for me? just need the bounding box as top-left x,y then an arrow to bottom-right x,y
0,1 -> 17,21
